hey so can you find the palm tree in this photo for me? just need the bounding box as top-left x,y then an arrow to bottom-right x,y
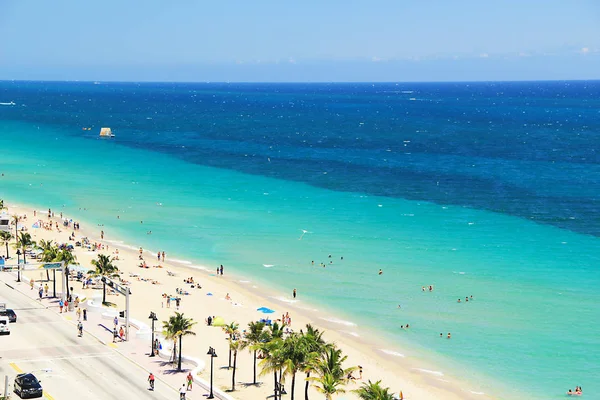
0,199 -> 5,211
258,336 -> 285,400
281,333 -> 311,400
57,248 -> 77,299
0,231 -> 12,259
39,239 -> 58,281
311,372 -> 346,400
353,380 -> 396,400
229,337 -> 242,391
308,346 -> 355,400
224,322 -> 240,369
16,232 -> 35,264
302,324 -> 326,400
88,254 -> 119,304
240,321 -> 267,384
162,312 -> 196,371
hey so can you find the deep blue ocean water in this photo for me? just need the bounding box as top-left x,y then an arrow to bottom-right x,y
1,81 -> 599,399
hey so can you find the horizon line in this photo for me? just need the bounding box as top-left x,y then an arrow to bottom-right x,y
1,78 -> 600,85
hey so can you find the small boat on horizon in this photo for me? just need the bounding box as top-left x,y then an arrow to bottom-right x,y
99,127 -> 115,138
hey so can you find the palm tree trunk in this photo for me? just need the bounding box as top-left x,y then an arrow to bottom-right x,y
102,282 -> 106,304
253,349 -> 257,384
274,371 -> 278,400
291,373 -> 296,400
304,372 -> 310,400
23,250 -> 26,264
178,336 -> 183,371
65,267 -> 70,299
46,269 -> 50,281
5,242 -> 9,258
231,350 -> 237,391
228,344 -> 232,368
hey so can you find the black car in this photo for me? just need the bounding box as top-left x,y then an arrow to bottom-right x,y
0,308 -> 17,322
14,373 -> 43,399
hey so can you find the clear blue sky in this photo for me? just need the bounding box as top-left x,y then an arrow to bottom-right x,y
1,0 -> 599,82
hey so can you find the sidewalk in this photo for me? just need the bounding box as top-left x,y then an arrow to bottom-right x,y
1,273 -> 231,400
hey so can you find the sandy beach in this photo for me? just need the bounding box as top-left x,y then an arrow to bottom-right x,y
2,199 -> 496,400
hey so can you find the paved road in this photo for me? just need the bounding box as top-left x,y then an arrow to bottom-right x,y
0,282 -> 176,400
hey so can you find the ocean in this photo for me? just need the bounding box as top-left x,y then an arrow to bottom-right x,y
0,81 -> 598,399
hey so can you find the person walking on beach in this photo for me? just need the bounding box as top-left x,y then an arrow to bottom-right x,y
101,230 -> 104,239
293,288 -> 297,299
157,251 -> 161,262
220,265 -> 224,276
162,251 -> 165,262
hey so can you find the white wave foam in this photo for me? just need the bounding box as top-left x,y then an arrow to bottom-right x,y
380,349 -> 405,357
0,101 -> 15,106
106,240 -> 124,244
171,259 -> 192,265
320,317 -> 357,327
413,368 -> 444,376
272,296 -> 298,304
469,391 -> 485,395
344,331 -> 360,337
263,264 -> 274,268
239,280 -> 251,284
190,265 -> 208,271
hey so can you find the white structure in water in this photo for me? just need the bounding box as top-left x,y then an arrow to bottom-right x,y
99,127 -> 115,138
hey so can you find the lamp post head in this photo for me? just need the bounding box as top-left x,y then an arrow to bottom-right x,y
207,347 -> 217,357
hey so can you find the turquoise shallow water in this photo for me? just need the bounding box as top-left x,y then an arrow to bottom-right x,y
1,81 -> 599,399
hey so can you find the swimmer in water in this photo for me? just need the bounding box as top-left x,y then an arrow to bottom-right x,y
378,269 -> 383,275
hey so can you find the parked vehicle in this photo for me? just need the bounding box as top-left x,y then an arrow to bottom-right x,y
14,373 -> 43,398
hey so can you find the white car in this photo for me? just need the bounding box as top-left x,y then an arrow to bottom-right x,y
0,315 -> 10,335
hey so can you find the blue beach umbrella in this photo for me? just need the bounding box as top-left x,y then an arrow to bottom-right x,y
257,307 -> 275,314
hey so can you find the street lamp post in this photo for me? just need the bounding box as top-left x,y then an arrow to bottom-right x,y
148,311 -> 158,357
207,346 -> 217,399
16,249 -> 21,282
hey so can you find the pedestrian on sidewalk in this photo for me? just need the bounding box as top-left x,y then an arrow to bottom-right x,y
113,316 -> 118,328
76,307 -> 82,320
83,308 -> 87,321
64,299 -> 69,311
30,279 -> 34,290
38,286 -> 43,300
179,384 -> 187,399
59,299 -> 64,313
44,283 -> 49,297
119,326 -> 125,341
186,372 -> 193,391
113,328 -> 118,343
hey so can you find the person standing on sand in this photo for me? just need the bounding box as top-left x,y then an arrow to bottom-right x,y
220,265 -> 224,276
162,251 -> 165,262
157,251 -> 161,262
101,230 -> 104,239
293,288 -> 297,299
